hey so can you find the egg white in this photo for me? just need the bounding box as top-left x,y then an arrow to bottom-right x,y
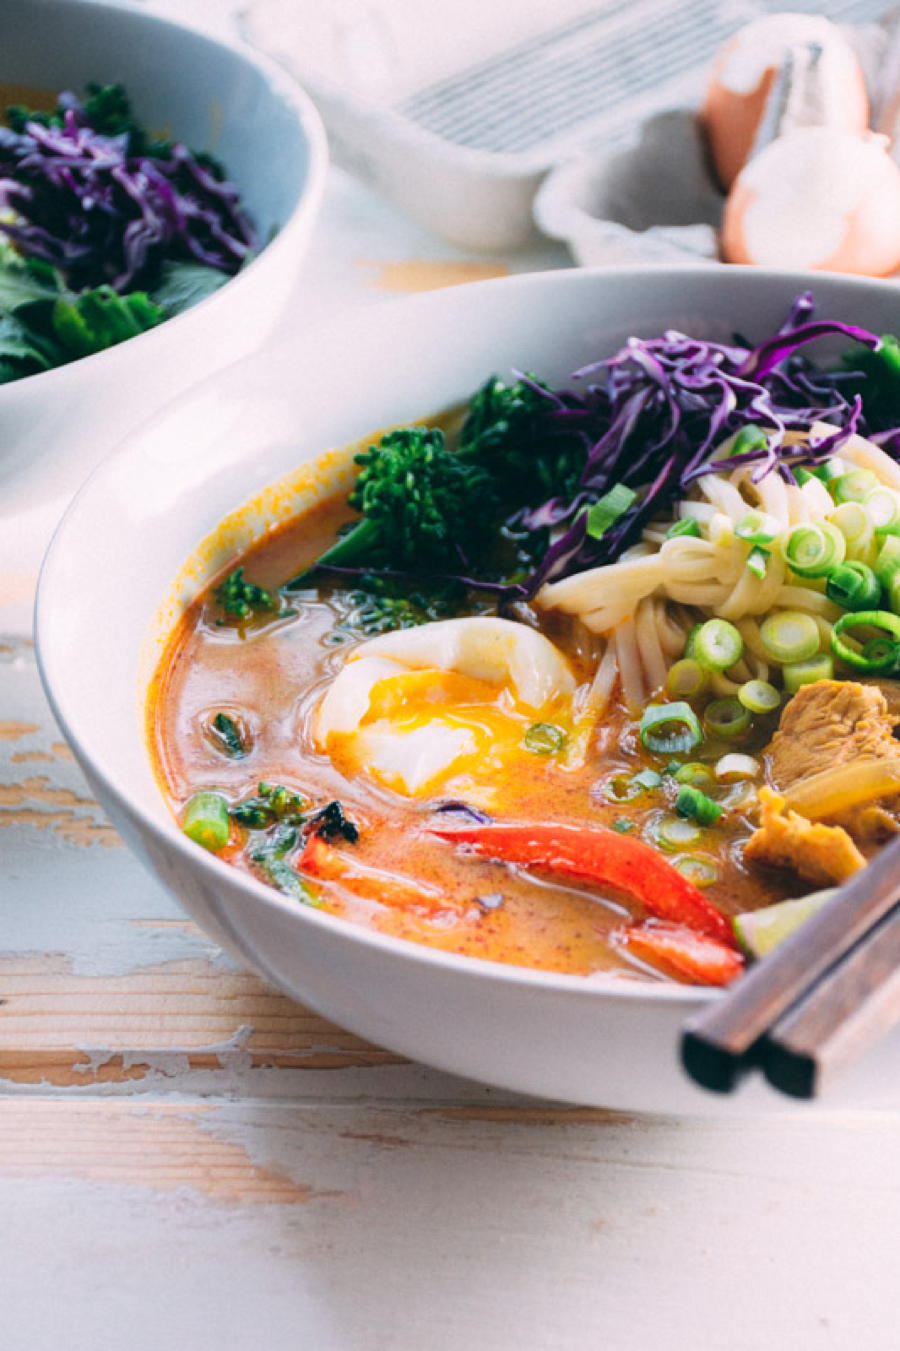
314,617 -> 576,799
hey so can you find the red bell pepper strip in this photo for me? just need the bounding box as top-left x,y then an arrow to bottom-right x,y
615,921 -> 744,986
430,821 -> 736,946
300,833 -> 449,912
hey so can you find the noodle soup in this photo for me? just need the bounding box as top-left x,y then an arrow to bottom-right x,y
149,296 -> 900,987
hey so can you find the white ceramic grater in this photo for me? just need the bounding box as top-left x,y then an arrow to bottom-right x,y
243,0 -> 897,252
241,0 -> 752,250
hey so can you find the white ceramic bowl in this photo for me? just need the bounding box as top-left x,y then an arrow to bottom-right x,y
35,264 -> 900,1114
0,0 -> 327,494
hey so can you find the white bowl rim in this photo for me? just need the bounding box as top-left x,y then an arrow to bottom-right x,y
0,0 -> 329,397
36,259 -> 900,1009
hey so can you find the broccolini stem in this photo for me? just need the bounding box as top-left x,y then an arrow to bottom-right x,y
285,515 -> 382,589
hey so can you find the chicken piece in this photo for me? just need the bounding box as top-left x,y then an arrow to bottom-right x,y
744,787 -> 865,888
872,679 -> 900,723
768,680 -> 900,787
766,679 -> 900,842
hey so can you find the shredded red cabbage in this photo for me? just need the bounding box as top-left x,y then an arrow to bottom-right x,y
295,293 -> 900,607
511,294 -> 884,595
0,98 -> 256,290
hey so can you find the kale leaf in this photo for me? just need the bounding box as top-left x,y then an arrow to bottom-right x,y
843,335 -> 900,433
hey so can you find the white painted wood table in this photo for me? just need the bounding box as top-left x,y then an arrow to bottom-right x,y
3,3 -> 900,1348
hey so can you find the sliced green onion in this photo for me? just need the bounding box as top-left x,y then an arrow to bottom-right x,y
666,517 -> 701,540
812,458 -> 843,483
584,484 -> 638,541
829,502 -> 872,557
727,424 -> 768,458
639,702 -> 703,755
703,697 -> 752,740
746,546 -> 769,580
735,510 -> 780,545
881,570 -> 897,618
832,467 -> 879,504
865,486 -> 900,529
523,723 -> 567,755
604,775 -> 645,804
737,679 -> 781,714
831,610 -> 900,673
665,658 -> 709,699
655,815 -> 704,851
794,467 -> 814,486
759,610 -> 820,664
715,753 -> 760,782
780,522 -> 846,578
683,624 -> 702,660
182,791 -> 230,852
691,618 -> 744,672
874,534 -> 900,587
863,638 -> 898,666
673,762 -> 715,789
825,560 -> 882,612
783,655 -> 834,692
604,769 -> 660,802
612,819 -> 636,834
674,855 -> 719,886
719,780 -> 758,812
675,785 -> 724,826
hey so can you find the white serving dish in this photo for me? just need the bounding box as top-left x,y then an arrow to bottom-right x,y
0,0 -> 327,494
35,263 -> 900,1114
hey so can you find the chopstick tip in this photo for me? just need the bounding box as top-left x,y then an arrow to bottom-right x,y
680,1028 -> 749,1094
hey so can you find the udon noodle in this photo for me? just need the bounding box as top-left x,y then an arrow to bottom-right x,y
537,425 -> 900,712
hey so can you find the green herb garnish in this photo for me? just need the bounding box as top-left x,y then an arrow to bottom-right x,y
208,712 -> 248,758
214,567 -> 277,621
231,782 -> 308,829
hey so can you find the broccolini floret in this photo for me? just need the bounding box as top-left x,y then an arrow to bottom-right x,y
214,566 -> 277,620
459,374 -> 584,504
288,427 -> 493,584
287,377 -> 590,589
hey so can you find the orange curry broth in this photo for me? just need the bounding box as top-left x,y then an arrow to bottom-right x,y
148,491 -> 791,983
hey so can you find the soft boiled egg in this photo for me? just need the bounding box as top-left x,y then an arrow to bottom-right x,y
314,616 -> 576,801
702,12 -> 869,191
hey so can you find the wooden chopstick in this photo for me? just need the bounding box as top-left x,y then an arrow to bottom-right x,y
760,903 -> 900,1098
680,831 -> 900,1096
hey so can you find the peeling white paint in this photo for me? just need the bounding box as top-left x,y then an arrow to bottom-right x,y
71,1026 -> 255,1082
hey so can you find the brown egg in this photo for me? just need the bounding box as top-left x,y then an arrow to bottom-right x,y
721,127 -> 900,276
703,13 -> 869,190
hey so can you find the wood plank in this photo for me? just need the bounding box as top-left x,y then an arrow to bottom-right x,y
0,953 -> 403,1084
3,1094 -> 900,1351
0,1098 -> 319,1203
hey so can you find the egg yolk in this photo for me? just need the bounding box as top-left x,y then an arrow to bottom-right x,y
323,667 -> 572,801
